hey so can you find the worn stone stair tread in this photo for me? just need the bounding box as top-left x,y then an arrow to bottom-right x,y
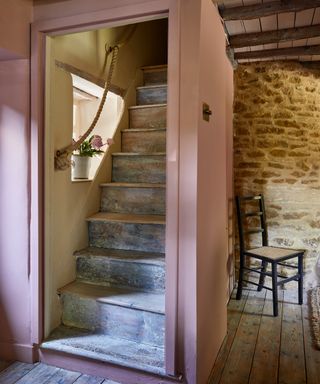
41,325 -> 165,376
141,64 -> 167,70
59,281 -> 165,314
136,84 -> 167,90
75,247 -> 165,265
122,128 -> 166,132
129,103 -> 167,110
100,182 -> 166,188
112,152 -> 166,157
87,212 -> 165,224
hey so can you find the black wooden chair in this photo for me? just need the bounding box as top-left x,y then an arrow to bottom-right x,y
235,194 -> 304,316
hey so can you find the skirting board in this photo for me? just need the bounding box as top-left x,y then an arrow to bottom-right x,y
0,342 -> 38,363
39,348 -> 182,384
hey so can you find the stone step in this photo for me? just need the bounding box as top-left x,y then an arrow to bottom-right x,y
75,247 -> 165,292
58,281 -> 165,347
122,128 -> 166,153
87,213 -> 165,253
112,153 -> 166,184
129,104 -> 167,129
136,85 -> 167,105
100,182 -> 166,215
142,64 -> 167,86
41,325 -> 166,376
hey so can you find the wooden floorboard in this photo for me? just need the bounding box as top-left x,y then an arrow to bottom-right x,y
218,289 -> 267,384
210,285 -> 320,384
248,290 -> 284,384
0,361 -> 119,384
279,289 -> 306,384
302,295 -> 320,384
0,362 -> 35,384
209,290 -> 249,384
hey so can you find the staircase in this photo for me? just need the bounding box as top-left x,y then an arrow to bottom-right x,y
42,65 -> 168,376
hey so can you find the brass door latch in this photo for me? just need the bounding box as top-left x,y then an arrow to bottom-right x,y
203,103 -> 212,122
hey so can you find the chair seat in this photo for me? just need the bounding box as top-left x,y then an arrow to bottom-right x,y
245,246 -> 303,261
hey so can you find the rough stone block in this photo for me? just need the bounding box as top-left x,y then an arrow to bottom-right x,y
136,85 -> 167,105
121,129 -> 166,153
112,154 -> 166,184
101,184 -> 165,215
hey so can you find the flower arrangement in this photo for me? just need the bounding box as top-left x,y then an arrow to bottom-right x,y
73,135 -> 113,157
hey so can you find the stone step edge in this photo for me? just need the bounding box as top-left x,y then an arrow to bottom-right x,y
100,182 -> 166,188
129,103 -> 167,110
86,212 -> 166,225
122,128 -> 166,132
40,326 -> 183,381
136,84 -> 167,91
58,281 -> 165,314
74,247 -> 165,266
112,152 -> 166,157
141,64 -> 167,71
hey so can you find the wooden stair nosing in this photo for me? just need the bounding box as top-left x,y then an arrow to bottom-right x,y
129,103 -> 167,110
122,128 -> 166,132
86,212 -> 166,225
74,246 -> 165,265
112,152 -> 166,157
58,281 -> 165,314
136,84 -> 167,91
141,64 -> 167,72
100,182 -> 166,188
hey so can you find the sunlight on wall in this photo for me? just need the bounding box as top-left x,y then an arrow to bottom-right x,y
71,74 -> 123,180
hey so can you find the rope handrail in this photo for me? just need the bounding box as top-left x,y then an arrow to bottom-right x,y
55,45 -> 119,171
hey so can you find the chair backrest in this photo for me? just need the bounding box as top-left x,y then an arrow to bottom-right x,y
236,194 -> 268,253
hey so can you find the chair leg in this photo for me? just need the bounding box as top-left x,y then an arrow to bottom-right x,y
236,255 -> 244,300
258,260 -> 268,291
271,263 -> 278,317
298,254 -> 303,305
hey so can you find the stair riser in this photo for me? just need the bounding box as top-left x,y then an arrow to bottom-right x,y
136,87 -> 167,105
61,293 -> 98,331
112,156 -> 166,184
100,304 -> 164,347
89,221 -> 165,253
101,186 -> 165,215
76,256 -> 165,291
122,130 -> 166,153
129,106 -> 166,129
143,70 -> 167,86
60,293 -> 164,347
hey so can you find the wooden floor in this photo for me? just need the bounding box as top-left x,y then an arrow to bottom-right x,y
209,285 -> 320,384
0,361 -> 119,384
1,286 -> 319,384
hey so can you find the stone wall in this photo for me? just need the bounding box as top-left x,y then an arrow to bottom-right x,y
234,61 -> 320,286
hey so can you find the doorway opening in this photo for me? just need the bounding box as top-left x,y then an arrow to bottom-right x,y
42,17 -> 171,377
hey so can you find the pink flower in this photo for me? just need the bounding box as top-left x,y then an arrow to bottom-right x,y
91,135 -> 104,150
107,138 -> 114,146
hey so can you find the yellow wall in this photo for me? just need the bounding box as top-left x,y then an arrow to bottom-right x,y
45,19 -> 168,334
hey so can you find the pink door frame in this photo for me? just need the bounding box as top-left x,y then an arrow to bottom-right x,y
30,0 -> 180,376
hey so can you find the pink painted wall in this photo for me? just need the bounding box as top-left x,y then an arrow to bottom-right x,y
177,0 -> 201,381
196,2 -> 234,382
0,0 -> 32,60
0,59 -> 33,361
178,1 -> 234,382
0,0 -> 234,381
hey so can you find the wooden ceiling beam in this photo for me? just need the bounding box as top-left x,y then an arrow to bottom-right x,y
220,0 -> 320,21
230,24 -> 320,48
234,45 -> 320,60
